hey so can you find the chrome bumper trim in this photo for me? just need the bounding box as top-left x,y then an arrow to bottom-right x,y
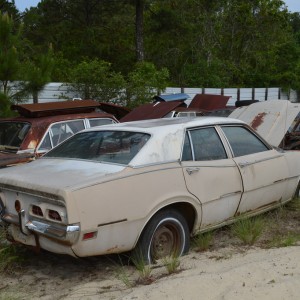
1,213 -> 80,244
26,220 -> 80,243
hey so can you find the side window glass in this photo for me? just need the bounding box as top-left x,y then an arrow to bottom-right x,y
89,118 -> 115,127
190,127 -> 227,161
51,120 -> 84,147
39,132 -> 52,151
67,120 -> 85,133
221,126 -> 269,157
182,134 -> 193,161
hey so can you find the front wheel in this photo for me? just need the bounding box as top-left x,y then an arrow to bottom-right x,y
134,209 -> 190,264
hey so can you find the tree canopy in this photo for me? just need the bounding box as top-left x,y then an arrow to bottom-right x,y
1,0 -> 300,109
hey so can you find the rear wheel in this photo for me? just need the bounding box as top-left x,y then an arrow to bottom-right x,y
134,209 -> 190,264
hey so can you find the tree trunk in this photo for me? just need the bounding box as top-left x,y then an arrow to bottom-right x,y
32,91 -> 38,103
135,0 -> 144,61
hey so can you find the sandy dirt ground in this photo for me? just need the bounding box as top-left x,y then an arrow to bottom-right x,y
0,243 -> 299,300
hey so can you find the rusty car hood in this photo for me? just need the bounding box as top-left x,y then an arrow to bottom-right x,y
0,158 -> 126,197
11,100 -> 102,118
98,102 -> 130,120
121,101 -> 185,122
229,100 -> 300,146
0,151 -> 35,168
189,94 -> 230,110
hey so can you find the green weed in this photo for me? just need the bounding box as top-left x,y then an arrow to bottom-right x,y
231,216 -> 265,245
0,227 -> 24,273
268,232 -> 300,248
131,251 -> 154,285
162,254 -> 180,274
192,231 -> 213,252
113,255 -> 135,288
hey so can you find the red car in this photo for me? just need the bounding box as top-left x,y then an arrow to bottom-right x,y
0,100 -> 118,167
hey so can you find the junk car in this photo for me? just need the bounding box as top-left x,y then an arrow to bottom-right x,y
229,100 -> 300,150
0,117 -> 299,263
0,100 -> 117,167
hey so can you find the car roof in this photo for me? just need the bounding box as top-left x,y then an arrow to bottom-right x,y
85,116 -> 244,133
44,117 -> 246,168
0,111 -> 116,126
11,100 -> 101,118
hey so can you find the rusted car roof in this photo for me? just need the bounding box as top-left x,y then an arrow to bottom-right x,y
98,102 -> 130,120
0,106 -> 118,168
121,101 -> 186,122
11,100 -> 101,118
121,94 -> 232,122
229,100 -> 300,147
2,111 -> 117,151
189,94 -> 230,110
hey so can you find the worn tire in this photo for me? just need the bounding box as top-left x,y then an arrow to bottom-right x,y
134,209 -> 190,264
294,181 -> 300,199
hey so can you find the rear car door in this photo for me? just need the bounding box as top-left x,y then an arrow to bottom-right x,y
220,125 -> 289,214
181,126 -> 243,229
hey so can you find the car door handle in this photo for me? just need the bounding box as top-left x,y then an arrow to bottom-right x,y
186,167 -> 200,175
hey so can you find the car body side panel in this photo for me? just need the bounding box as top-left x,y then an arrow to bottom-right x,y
70,163 -> 201,257
280,151 -> 300,199
233,150 -> 290,213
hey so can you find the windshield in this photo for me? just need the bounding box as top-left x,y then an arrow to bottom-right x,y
45,130 -> 150,165
0,122 -> 31,152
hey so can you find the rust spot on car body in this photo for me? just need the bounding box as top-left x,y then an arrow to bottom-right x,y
121,101 -> 185,122
106,246 -> 120,253
189,94 -> 230,111
121,94 -> 231,122
250,112 -> 267,131
11,100 -> 102,118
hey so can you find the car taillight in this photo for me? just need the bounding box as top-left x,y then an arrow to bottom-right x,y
48,209 -> 62,221
32,205 -> 43,217
83,231 -> 97,240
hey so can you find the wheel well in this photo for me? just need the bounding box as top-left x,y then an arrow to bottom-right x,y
157,202 -> 196,233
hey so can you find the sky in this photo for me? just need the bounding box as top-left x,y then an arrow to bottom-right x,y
12,0 -> 300,12
14,0 -> 40,11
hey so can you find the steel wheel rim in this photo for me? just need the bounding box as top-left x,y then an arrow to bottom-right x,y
150,219 -> 183,261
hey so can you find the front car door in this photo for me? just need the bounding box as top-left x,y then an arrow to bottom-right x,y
181,126 -> 243,230
220,125 -> 289,214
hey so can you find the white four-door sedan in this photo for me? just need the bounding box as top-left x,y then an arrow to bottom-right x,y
0,117 -> 299,264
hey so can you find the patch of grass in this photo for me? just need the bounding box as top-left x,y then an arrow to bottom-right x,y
0,227 -> 24,273
267,232 -> 300,248
231,216 -> 265,245
192,232 -> 213,252
114,265 -> 134,288
0,292 -> 21,300
162,254 -> 180,274
113,255 -> 135,288
131,251 -> 154,285
285,197 -> 300,211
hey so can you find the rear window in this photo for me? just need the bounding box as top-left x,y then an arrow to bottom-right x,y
88,118 -> 115,127
0,122 -> 31,152
45,130 -> 150,165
